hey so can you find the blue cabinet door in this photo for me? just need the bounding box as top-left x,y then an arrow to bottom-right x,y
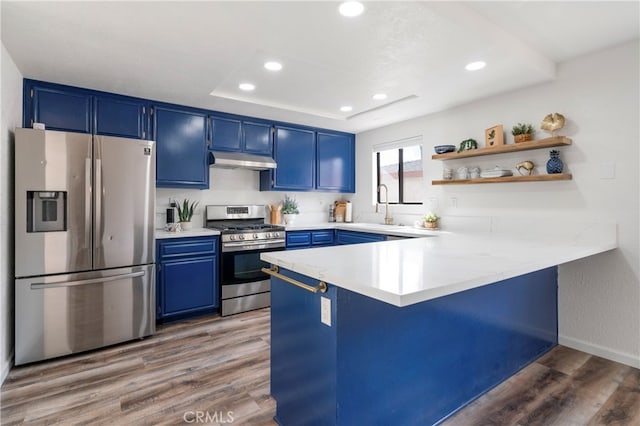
161,255 -> 218,316
336,230 -> 386,245
263,126 -> 315,191
156,236 -> 219,320
154,105 -> 209,189
31,86 -> 92,133
317,132 -> 355,193
94,95 -> 148,139
210,115 -> 241,152
243,121 -> 272,155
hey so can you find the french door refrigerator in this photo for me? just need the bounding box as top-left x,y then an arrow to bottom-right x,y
14,128 -> 156,365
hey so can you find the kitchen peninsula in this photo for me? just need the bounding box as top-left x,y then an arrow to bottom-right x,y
261,226 -> 617,425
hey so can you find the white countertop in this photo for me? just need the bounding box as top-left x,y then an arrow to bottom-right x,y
285,222 -> 443,238
261,225 -> 617,307
155,227 -> 220,239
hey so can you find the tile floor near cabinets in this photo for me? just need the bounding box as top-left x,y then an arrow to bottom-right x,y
1,309 -> 639,425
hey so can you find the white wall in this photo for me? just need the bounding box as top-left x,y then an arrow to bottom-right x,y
1,43 -> 23,383
353,40 -> 640,367
156,168 -> 352,227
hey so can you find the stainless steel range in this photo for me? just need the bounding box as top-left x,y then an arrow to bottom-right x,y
206,205 -> 285,316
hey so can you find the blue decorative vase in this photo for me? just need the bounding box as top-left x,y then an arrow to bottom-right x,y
546,150 -> 564,174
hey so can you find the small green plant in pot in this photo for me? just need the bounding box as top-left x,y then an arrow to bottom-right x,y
282,194 -> 299,225
175,199 -> 199,230
512,123 -> 534,143
423,212 -> 439,229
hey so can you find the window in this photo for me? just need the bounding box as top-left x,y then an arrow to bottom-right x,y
375,140 -> 423,205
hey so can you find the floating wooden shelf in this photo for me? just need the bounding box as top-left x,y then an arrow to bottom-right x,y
432,173 -> 572,185
431,136 -> 572,160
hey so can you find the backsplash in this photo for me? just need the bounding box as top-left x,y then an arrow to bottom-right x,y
155,167 -> 352,227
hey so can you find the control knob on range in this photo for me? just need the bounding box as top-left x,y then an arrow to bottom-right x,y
229,235 -> 236,241
253,233 -> 259,239
239,234 -> 245,240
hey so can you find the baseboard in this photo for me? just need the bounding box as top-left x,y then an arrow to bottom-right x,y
559,335 -> 640,369
1,352 -> 14,385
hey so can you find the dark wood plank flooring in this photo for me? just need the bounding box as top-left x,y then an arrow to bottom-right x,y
1,309 -> 638,425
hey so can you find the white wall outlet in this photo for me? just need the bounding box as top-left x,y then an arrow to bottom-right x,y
450,197 -> 458,208
321,297 -> 331,326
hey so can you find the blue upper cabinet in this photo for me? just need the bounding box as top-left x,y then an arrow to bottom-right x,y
262,126 -> 315,191
24,79 -> 150,139
27,84 -> 92,133
94,95 -> 148,139
209,114 -> 272,156
153,105 -> 209,189
316,132 -> 355,193
210,114 -> 242,151
261,127 -> 355,193
243,121 -> 272,155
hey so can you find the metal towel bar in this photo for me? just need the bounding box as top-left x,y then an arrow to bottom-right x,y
261,265 -> 327,294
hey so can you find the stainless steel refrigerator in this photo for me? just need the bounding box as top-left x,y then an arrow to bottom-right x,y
14,128 -> 156,365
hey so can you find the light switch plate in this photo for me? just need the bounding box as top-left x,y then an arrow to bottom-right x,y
321,297 -> 331,326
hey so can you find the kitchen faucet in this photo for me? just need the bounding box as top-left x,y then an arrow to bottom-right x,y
376,184 -> 393,225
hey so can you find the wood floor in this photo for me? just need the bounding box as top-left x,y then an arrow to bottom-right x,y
1,309 -> 638,425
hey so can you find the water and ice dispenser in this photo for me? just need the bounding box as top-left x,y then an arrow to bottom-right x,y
26,191 -> 67,232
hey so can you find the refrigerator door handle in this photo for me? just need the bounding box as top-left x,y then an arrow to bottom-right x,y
95,158 -> 102,251
85,157 -> 92,250
30,270 -> 145,290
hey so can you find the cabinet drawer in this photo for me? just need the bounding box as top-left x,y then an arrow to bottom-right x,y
312,230 -> 334,245
286,231 -> 312,248
158,237 -> 217,258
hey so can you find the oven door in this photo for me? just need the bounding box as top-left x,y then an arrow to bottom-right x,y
220,245 -> 284,286
220,245 -> 284,316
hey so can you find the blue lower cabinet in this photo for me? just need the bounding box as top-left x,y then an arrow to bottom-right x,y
335,230 -> 386,245
286,230 -> 335,249
270,267 -> 558,425
156,236 -> 219,321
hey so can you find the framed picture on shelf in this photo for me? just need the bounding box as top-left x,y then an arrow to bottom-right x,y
485,124 -> 504,148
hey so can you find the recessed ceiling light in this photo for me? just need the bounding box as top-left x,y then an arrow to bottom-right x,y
465,61 -> 486,71
339,1 -> 364,17
264,61 -> 282,71
238,83 -> 255,91
340,106 -> 353,112
372,93 -> 387,100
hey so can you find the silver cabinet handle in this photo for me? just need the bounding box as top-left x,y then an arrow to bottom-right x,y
31,271 -> 145,290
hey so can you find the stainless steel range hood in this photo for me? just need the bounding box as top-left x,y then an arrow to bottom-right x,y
209,151 -> 276,170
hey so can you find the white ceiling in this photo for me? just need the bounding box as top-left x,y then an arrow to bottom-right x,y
2,1 -> 639,133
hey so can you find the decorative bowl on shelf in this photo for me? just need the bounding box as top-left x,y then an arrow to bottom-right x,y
434,145 -> 456,154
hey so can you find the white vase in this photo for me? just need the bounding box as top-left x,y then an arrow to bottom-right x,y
180,221 -> 193,231
283,214 -> 297,225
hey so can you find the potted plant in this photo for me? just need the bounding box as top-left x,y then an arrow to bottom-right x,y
423,212 -> 439,229
282,194 -> 299,225
175,198 -> 199,231
512,122 -> 534,143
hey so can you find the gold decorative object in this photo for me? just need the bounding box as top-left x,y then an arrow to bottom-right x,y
541,113 -> 565,136
516,161 -> 535,176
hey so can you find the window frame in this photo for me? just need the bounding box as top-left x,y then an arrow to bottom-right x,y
375,145 -> 423,205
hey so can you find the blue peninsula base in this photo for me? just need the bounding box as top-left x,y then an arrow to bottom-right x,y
270,267 -> 558,425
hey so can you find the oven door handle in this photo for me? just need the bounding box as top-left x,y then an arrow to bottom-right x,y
223,239 -> 285,248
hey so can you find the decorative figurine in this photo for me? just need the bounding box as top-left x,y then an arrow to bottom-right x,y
457,138 -> 478,153
541,113 -> 566,136
516,161 -> 535,176
546,150 -> 564,174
